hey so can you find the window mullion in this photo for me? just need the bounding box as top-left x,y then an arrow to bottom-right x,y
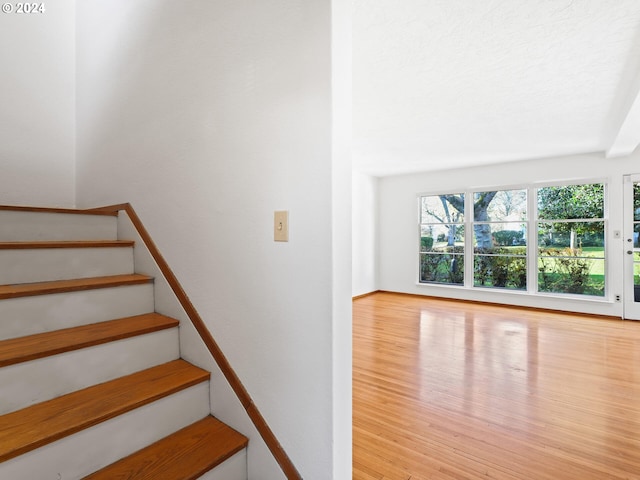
464,191 -> 473,288
528,187 -> 538,294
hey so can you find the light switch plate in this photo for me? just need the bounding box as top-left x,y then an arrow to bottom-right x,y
274,210 -> 289,242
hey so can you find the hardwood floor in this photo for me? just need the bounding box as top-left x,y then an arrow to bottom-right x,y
353,292 -> 640,480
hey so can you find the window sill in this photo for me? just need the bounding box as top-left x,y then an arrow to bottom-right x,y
415,282 -> 615,304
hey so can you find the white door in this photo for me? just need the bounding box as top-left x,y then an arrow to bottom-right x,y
624,174 -> 640,320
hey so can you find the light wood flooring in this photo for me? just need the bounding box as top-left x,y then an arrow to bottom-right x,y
353,292 -> 640,480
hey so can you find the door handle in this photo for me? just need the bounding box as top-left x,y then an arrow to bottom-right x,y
628,250 -> 634,255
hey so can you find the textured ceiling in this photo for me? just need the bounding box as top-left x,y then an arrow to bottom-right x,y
353,0 -> 640,176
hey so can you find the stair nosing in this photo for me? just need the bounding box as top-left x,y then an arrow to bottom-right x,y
0,313 -> 179,368
0,274 -> 153,300
0,359 -> 210,463
0,241 -> 134,250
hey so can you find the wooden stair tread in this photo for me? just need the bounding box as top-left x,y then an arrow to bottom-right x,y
0,240 -> 134,249
0,313 -> 178,368
0,359 -> 209,462
0,274 -> 153,300
83,416 -> 248,480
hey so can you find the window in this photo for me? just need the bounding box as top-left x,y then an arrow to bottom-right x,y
536,183 -> 605,296
473,189 -> 527,290
419,194 -> 465,285
418,181 -> 606,298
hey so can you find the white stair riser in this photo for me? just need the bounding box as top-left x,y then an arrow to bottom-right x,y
0,211 -> 117,241
0,284 -> 154,340
0,247 -> 134,284
198,450 -> 247,480
0,382 -> 212,480
0,328 -> 179,415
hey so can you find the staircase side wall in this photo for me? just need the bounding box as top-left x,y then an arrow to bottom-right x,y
117,212 -> 281,479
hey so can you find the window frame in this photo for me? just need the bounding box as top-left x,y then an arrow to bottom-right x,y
471,188 -> 529,291
533,180 -> 608,298
417,192 -> 466,286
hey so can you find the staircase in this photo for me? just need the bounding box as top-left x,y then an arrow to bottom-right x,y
0,207 -> 248,479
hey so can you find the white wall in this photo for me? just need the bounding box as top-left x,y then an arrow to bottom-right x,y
331,0 -> 353,475
352,171 -> 378,296
379,151 -> 640,317
76,1 -> 348,479
0,1 -> 76,207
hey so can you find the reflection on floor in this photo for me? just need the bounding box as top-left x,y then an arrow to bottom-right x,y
353,292 -> 640,480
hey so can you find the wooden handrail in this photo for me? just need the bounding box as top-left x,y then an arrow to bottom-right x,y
0,205 -> 117,216
86,203 -> 302,479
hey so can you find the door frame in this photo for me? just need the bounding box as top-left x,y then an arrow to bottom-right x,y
623,174 -> 640,320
